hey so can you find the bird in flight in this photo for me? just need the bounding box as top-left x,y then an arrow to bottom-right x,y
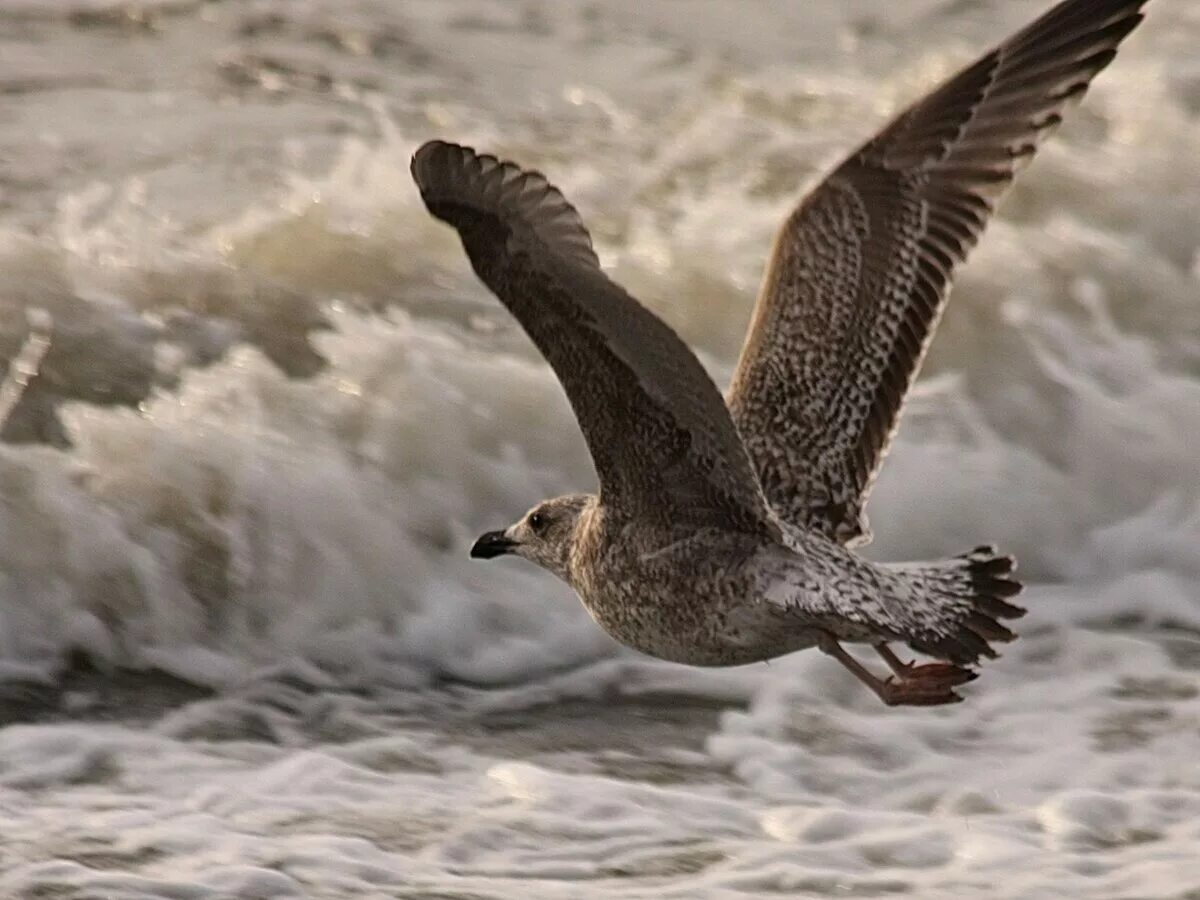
411,0 -> 1150,705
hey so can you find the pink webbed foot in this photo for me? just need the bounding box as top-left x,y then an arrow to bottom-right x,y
818,636 -> 979,707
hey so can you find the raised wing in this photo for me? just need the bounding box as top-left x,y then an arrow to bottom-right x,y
727,0 -> 1149,544
413,140 -> 775,536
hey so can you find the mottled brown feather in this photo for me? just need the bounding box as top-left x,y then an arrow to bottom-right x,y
727,0 -> 1148,544
412,140 -> 775,536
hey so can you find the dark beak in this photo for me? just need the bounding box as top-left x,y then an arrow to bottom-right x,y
470,530 -> 516,560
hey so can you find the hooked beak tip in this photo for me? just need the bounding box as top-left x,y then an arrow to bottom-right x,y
470,530 -> 516,560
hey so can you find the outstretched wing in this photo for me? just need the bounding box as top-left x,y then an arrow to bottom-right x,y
727,0 -> 1149,544
413,140 -> 775,536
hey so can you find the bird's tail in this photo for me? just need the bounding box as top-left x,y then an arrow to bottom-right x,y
885,546 -> 1025,666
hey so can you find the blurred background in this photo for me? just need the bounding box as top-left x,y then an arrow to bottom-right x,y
0,1 -> 1197,897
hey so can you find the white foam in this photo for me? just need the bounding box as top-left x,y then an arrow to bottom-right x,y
0,0 -> 1197,897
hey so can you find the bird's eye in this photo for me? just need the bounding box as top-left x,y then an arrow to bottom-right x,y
529,511 -> 547,532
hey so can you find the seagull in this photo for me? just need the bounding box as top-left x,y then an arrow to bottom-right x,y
411,0 -> 1149,706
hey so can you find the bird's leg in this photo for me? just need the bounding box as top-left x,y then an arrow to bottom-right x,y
874,643 -> 913,676
875,642 -> 978,689
817,633 -> 896,702
817,633 -> 968,707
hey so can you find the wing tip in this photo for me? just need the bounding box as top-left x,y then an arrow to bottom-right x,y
409,139 -> 489,216
410,139 -> 600,267
409,138 -> 452,186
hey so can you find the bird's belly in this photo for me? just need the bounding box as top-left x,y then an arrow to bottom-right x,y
570,527 -> 824,666
577,585 -> 816,667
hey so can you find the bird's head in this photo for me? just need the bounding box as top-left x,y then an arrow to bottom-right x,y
470,493 -> 595,582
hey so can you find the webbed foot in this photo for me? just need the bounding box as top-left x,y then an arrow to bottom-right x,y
818,634 -> 977,707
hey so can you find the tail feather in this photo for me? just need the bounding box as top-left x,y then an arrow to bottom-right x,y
903,545 -> 1026,666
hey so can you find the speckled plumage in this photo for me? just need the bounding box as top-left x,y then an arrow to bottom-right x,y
728,0 -> 1152,545
411,0 -> 1149,705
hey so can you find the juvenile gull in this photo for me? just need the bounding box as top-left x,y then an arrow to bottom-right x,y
411,0 -> 1150,706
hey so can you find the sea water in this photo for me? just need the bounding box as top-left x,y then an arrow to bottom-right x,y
0,1 -> 1198,897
